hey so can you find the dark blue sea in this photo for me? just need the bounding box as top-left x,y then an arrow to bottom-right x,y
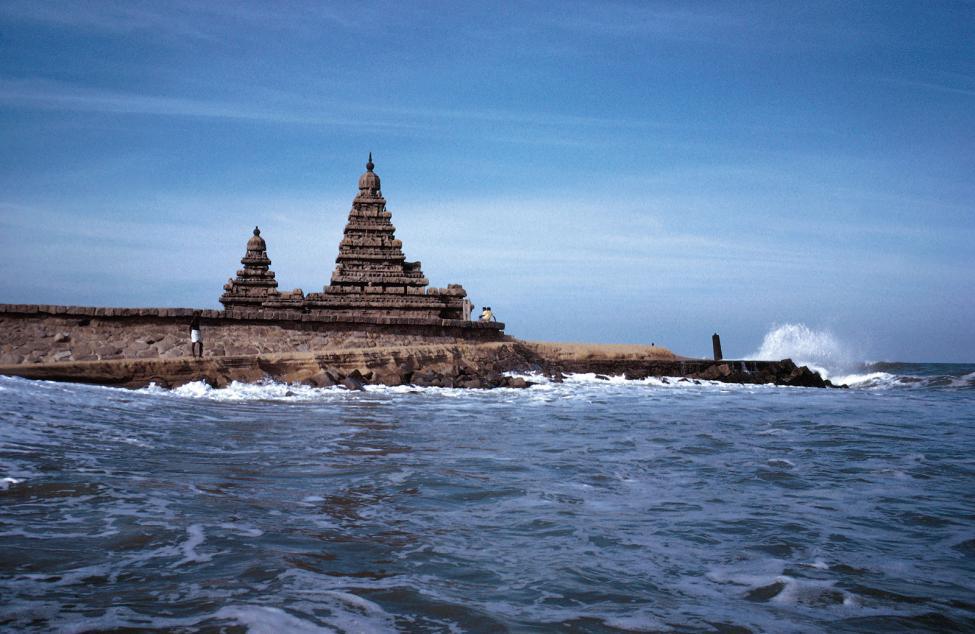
1,357 -> 974,632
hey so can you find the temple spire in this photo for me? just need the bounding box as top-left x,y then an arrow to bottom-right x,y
219,226 -> 280,311
357,152 -> 381,197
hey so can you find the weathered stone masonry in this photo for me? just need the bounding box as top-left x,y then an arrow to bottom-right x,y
0,305 -> 504,365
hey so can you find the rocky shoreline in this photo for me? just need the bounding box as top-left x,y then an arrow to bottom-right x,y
0,341 -> 841,390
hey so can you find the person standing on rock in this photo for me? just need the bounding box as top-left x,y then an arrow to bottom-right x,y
190,311 -> 203,358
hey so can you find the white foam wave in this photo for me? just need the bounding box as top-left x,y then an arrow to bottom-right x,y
951,371 -> 975,387
832,370 -> 973,390
55,606 -> 198,633
708,566 -> 859,608
55,593 -> 374,634
765,575 -> 859,607
128,360 -> 973,401
169,379 -> 347,401
173,524 -> 211,566
602,612 -> 674,632
316,591 -> 398,633
213,606 -> 336,633
1,476 -> 24,490
216,523 -> 263,538
554,372 -> 786,391
139,373 -> 792,403
830,371 -> 899,388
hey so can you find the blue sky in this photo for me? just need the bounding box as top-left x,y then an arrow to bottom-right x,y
0,1 -> 972,361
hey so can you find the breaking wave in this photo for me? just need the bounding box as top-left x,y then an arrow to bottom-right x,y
137,373 -> 780,403
750,323 -> 856,379
134,370 -> 975,405
750,324 -> 974,389
749,323 -> 888,386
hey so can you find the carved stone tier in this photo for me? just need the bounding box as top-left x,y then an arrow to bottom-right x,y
304,290 -> 466,319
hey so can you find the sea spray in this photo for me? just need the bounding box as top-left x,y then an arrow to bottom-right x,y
750,323 -> 857,379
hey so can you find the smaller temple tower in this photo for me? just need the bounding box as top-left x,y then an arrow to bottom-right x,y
219,227 -> 283,311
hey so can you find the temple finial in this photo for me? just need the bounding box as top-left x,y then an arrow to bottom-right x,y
366,152 -> 374,172
253,226 -> 260,236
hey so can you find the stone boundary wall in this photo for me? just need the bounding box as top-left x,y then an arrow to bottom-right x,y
0,304 -> 505,365
0,303 -> 503,329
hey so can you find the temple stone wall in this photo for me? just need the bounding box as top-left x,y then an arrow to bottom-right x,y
0,305 -> 505,365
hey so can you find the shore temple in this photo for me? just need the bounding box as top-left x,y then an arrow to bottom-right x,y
219,155 -> 470,320
0,155 -> 836,389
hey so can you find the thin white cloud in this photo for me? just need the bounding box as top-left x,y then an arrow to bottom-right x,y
0,1 -> 358,41
880,77 -> 975,98
0,79 -> 420,130
0,78 -> 672,143
548,1 -> 743,39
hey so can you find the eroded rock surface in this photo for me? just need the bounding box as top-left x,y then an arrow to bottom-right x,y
0,342 -> 837,391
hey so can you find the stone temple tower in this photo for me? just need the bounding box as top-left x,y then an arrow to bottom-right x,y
219,226 -> 280,310
220,227 -> 305,312
303,154 -> 467,319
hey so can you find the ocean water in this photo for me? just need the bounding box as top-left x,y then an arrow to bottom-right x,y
1,341 -> 974,632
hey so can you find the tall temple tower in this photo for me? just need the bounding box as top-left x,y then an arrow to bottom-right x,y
303,154 -> 467,319
219,155 -> 469,320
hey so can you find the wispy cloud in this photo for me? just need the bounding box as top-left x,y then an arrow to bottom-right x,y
0,78 -> 670,141
879,77 -> 975,98
547,1 -> 743,39
0,0 -> 359,42
0,79 -> 422,130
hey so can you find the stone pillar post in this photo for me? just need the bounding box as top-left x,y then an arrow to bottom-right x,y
712,333 -> 723,361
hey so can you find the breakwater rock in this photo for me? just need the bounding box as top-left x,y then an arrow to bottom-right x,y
525,343 -> 840,388
0,341 -> 840,390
